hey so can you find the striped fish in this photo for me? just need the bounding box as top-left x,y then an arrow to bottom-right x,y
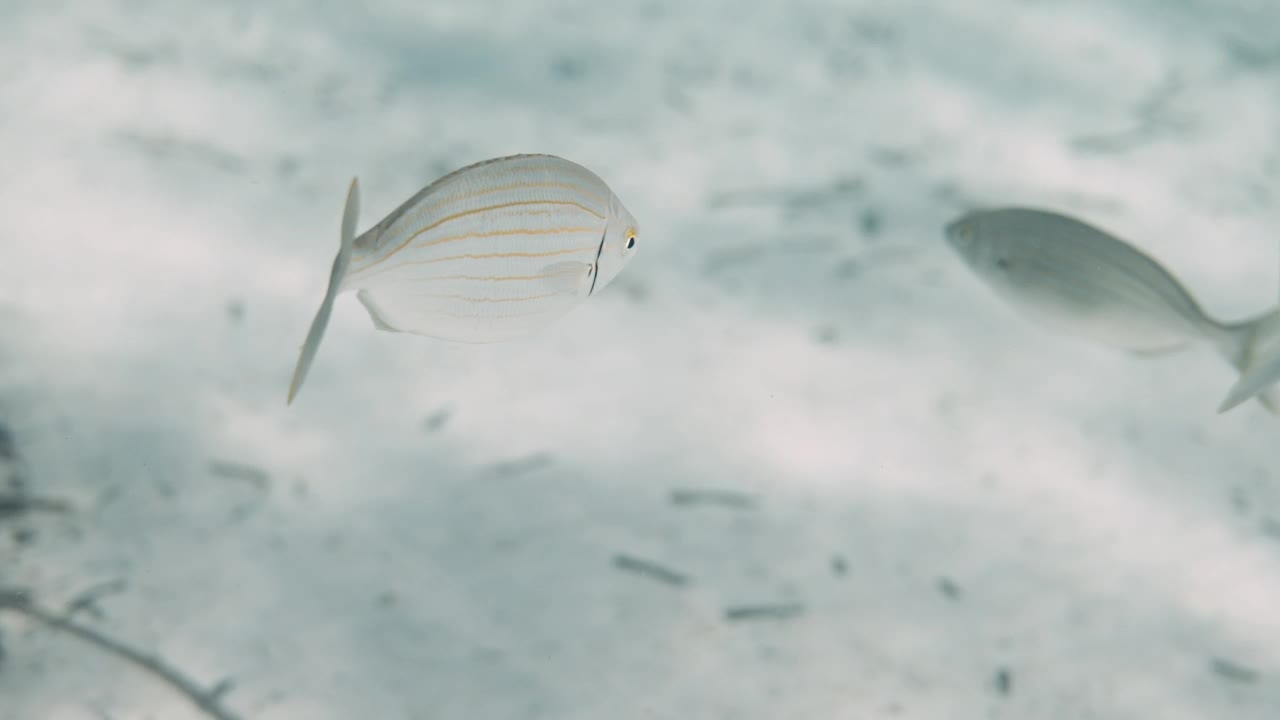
943,207 -> 1280,414
287,154 -> 640,404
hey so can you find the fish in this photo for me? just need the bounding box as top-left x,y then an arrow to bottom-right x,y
286,154 -> 641,404
943,207 -> 1280,413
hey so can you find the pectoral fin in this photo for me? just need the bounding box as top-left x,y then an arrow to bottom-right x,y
538,261 -> 595,296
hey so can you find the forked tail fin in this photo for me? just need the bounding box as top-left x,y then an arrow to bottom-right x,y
287,178 -> 361,405
1215,306 -> 1280,414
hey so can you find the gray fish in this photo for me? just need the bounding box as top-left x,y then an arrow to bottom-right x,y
944,207 -> 1280,413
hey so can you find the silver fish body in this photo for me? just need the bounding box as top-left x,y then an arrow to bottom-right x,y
944,207 -> 1280,413
287,154 -> 640,404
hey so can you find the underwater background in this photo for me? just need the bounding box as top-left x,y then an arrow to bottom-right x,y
2,0 -> 1279,718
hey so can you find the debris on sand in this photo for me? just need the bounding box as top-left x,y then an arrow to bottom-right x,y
612,554 -> 690,587
669,488 -> 757,510
724,603 -> 805,622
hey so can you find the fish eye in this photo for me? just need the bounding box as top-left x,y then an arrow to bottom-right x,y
626,233 -> 636,250
945,219 -> 976,246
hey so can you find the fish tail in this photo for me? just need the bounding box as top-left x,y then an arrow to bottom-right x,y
287,177 -> 361,405
1213,305 -> 1280,414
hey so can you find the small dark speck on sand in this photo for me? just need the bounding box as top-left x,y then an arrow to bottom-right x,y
276,154 -> 299,179
422,407 -> 453,433
834,257 -> 867,282
0,424 -> 15,461
669,488 -> 757,509
1260,516 -> 1280,540
868,146 -> 913,168
993,667 -> 1013,696
613,554 -> 690,587
1231,487 -> 1251,515
814,325 -> 839,345
831,555 -> 847,576
859,208 -> 883,237
937,577 -> 962,600
724,603 -> 805,622
1210,657 -> 1260,684
490,453 -> 553,477
207,460 -> 270,489
551,56 -> 587,81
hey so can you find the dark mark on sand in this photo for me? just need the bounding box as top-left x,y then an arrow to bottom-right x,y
707,177 -> 865,212
1260,516 -> 1280,540
65,578 -> 129,621
0,424 -> 15,461
491,453 -> 554,477
831,555 -> 848,576
276,155 -> 299,179
868,146 -> 914,168
1210,657 -> 1260,684
0,495 -> 72,520
859,208 -> 883,237
207,460 -> 269,489
612,554 -> 690,587
118,130 -> 246,175
551,56 -> 587,81
422,407 -> 453,433
1223,37 -> 1280,70
669,488 -> 757,510
1231,487 -> 1251,515
993,667 -> 1012,696
0,587 -> 247,720
937,577 -> 962,600
724,603 -> 805,622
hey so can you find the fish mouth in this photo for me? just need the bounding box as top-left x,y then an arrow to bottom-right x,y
942,217 -> 970,247
944,208 -> 986,246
